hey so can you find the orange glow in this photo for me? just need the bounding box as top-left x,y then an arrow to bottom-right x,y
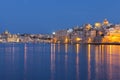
76,37 -> 81,43
87,38 -> 92,43
76,37 -> 81,41
102,36 -> 120,43
52,38 -> 57,43
102,28 -> 120,43
64,37 -> 69,43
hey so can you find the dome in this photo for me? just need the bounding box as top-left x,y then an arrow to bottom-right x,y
95,22 -> 102,28
103,19 -> 109,25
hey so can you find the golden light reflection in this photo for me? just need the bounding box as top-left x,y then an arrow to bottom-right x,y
64,44 -> 69,79
76,53 -> 79,80
51,44 -> 56,80
109,45 -> 112,80
76,44 -> 80,54
65,44 -> 68,53
109,45 -> 112,55
76,44 -> 80,80
106,45 -> 114,80
101,45 -> 105,63
65,44 -> 68,79
93,45 -> 120,80
88,44 -> 91,80
95,45 -> 99,80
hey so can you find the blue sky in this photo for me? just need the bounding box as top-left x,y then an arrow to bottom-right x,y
0,0 -> 120,34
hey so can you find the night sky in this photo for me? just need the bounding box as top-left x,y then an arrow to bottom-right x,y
0,0 -> 120,34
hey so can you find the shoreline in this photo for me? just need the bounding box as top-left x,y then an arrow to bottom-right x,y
0,42 -> 120,45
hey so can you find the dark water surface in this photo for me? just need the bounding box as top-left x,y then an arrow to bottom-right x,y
0,43 -> 120,80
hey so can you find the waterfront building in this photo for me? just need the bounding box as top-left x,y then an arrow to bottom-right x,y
0,30 -> 20,42
83,24 -> 92,31
70,26 -> 83,43
52,30 -> 69,43
1,19 -> 120,43
7,34 -> 20,42
102,25 -> 120,43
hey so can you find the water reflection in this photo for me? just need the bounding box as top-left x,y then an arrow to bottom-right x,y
58,43 -> 60,53
76,44 -> 80,54
1,44 -> 120,80
4,44 -> 19,64
50,44 -> 56,80
76,44 -> 80,80
65,44 -> 68,80
93,45 -> 120,80
50,44 -> 120,80
24,44 -> 27,80
65,44 -> 68,53
87,44 -> 91,80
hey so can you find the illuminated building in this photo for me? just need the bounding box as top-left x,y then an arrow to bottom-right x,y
51,30 -> 70,43
102,25 -> 120,43
7,34 -> 20,42
83,24 -> 92,31
103,18 -> 109,26
94,22 -> 102,30
0,19 -> 120,43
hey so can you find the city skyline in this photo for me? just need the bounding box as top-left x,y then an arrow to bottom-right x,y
0,0 -> 120,34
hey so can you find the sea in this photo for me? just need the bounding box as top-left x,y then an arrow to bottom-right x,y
0,43 -> 120,80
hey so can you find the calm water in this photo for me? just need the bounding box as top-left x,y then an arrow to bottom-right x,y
0,43 -> 120,80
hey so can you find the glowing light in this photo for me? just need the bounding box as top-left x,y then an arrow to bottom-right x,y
95,22 -> 101,28
102,36 -> 120,43
87,38 -> 92,43
64,37 -> 69,43
76,37 -> 81,42
52,32 -> 56,35
52,38 -> 57,43
102,28 -> 120,43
